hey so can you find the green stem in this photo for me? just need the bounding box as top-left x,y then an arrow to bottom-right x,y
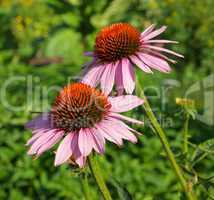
191,152 -> 208,167
81,173 -> 91,200
136,81 -> 196,200
183,113 -> 190,155
88,155 -> 112,200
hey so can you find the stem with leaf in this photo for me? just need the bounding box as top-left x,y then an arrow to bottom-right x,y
136,79 -> 197,200
88,155 -> 112,200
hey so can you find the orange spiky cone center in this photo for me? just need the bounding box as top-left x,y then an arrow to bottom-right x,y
95,23 -> 140,62
52,83 -> 110,132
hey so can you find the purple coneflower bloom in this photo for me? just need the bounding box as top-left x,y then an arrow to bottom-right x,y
26,83 -> 143,167
82,23 -> 183,95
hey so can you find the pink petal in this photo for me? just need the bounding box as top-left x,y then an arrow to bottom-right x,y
55,133 -> 76,166
32,128 -> 48,135
27,130 -> 56,155
127,126 -> 142,136
108,115 -> 143,135
78,128 -> 93,157
109,112 -> 144,125
145,49 -> 177,64
90,128 -> 105,154
122,58 -> 135,94
109,95 -> 144,113
138,53 -> 171,72
95,122 -> 123,146
115,60 -> 124,95
105,117 -> 137,143
130,55 -> 153,73
26,131 -> 45,146
100,63 -> 116,95
142,45 -> 184,58
141,24 -> 156,38
143,39 -> 178,44
75,156 -> 86,168
37,131 -> 64,155
143,26 -> 167,41
72,138 -> 87,168
82,64 -> 105,87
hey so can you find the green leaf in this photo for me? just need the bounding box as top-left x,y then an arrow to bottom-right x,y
199,139 -> 214,154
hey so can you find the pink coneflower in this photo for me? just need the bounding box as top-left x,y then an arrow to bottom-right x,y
82,23 -> 183,95
26,83 -> 143,167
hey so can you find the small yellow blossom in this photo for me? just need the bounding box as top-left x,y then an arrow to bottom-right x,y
176,98 -> 195,108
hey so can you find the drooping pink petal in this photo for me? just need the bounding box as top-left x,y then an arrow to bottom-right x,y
37,131 -> 64,155
78,128 -> 93,157
145,49 -> 177,64
27,130 -> 57,155
72,138 -> 87,168
100,63 -> 116,95
75,156 -> 86,168
82,64 -> 105,87
109,95 -> 144,113
107,114 -> 143,135
142,45 -> 184,58
95,122 -> 123,146
142,26 -> 167,41
26,131 -> 45,146
32,128 -> 49,135
25,113 -> 52,130
109,112 -> 144,125
105,117 -> 137,143
90,128 -> 105,154
127,126 -> 142,136
54,133 -> 77,166
122,58 -> 135,94
115,61 -> 124,95
109,114 -> 142,135
140,24 -> 156,38
143,39 -> 178,44
138,53 -> 171,72
129,55 -> 153,73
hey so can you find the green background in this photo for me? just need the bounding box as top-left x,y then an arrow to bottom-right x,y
0,0 -> 213,199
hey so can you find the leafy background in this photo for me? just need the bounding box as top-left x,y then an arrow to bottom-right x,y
0,0 -> 213,199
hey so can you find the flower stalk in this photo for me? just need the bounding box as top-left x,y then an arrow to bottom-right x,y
183,113 -> 190,155
81,173 -> 91,200
136,80 -> 196,200
88,155 -> 112,200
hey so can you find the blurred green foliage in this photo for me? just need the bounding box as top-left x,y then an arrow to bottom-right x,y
0,0 -> 213,199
